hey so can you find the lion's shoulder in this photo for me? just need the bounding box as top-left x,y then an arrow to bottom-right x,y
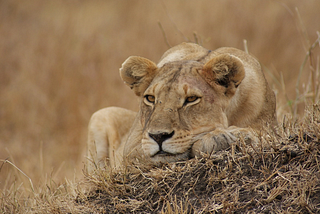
157,42 -> 209,67
157,43 -> 260,71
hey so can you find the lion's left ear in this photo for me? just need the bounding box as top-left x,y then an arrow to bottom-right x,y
120,56 -> 158,96
199,54 -> 245,97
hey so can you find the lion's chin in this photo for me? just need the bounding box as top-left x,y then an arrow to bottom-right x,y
150,151 -> 190,164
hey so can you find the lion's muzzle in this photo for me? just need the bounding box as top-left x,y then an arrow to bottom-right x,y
149,131 -> 175,153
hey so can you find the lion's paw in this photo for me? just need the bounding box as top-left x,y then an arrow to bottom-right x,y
191,128 -> 237,158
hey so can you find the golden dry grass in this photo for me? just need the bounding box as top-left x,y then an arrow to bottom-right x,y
0,0 -> 320,213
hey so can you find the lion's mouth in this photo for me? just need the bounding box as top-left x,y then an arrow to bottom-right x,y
149,149 -> 192,164
151,149 -> 192,159
153,150 -> 172,157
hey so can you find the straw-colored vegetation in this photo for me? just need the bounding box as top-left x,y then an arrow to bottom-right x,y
1,0 -> 319,213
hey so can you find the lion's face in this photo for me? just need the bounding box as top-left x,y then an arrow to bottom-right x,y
139,61 -> 229,163
120,54 -> 245,164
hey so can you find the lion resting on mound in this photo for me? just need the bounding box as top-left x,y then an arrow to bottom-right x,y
87,42 -> 276,172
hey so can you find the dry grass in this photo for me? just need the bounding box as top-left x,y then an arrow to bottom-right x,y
0,0 -> 320,213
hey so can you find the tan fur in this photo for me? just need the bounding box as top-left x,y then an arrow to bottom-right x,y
86,107 -> 136,172
86,42 -> 276,171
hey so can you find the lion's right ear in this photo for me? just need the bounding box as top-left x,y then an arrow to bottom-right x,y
199,54 -> 245,97
119,56 -> 158,96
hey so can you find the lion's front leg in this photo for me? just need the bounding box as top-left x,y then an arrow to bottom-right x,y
191,127 -> 258,158
86,107 -> 136,172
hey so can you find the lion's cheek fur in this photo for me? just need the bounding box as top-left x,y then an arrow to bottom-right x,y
141,135 -> 193,155
184,102 -> 229,131
141,139 -> 159,156
163,140 -> 193,154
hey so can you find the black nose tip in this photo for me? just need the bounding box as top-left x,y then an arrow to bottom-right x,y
149,131 -> 174,148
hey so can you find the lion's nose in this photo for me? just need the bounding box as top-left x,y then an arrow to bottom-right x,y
149,131 -> 174,149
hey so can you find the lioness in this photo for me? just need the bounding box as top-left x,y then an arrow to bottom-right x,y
87,42 -> 276,172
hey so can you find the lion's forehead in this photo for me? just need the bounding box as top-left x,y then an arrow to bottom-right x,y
151,76 -> 201,99
146,61 -> 210,96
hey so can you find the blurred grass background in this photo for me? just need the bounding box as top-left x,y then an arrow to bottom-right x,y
0,0 -> 319,192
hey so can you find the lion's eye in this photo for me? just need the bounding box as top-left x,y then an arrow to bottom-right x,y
185,96 -> 199,103
145,95 -> 155,104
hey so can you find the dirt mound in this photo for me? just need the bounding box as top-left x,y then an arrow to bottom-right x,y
73,105 -> 320,213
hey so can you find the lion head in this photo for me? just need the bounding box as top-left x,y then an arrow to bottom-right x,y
119,49 -> 245,164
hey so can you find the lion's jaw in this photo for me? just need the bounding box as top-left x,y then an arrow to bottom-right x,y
139,61 -> 229,164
